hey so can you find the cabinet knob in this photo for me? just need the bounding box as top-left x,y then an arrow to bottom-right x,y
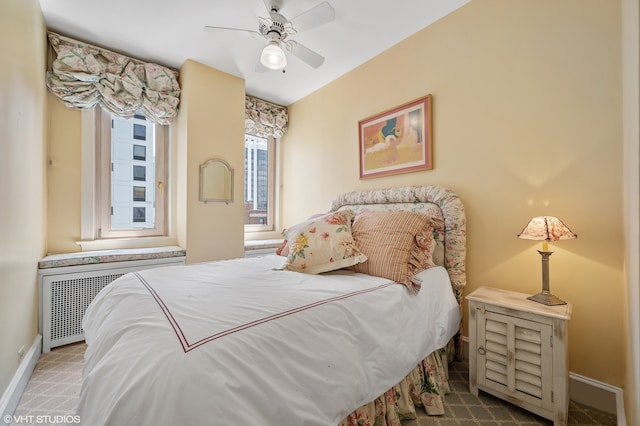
478,346 -> 486,355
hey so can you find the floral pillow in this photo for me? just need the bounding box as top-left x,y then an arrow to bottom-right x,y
276,213 -> 327,257
348,210 -> 444,293
283,210 -> 367,274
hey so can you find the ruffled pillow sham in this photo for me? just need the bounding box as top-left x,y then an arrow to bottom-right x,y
347,210 -> 444,293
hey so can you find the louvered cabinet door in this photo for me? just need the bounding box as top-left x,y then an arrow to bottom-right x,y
477,310 -> 553,411
467,287 -> 572,426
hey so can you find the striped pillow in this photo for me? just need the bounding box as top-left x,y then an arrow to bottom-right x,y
348,210 -> 442,293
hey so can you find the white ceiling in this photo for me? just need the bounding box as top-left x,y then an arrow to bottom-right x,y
39,0 -> 470,106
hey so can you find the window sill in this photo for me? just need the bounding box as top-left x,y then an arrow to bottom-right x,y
244,238 -> 284,250
76,236 -> 179,252
40,245 -> 185,269
244,230 -> 283,241
244,238 -> 283,258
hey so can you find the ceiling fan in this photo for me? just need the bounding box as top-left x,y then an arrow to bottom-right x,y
204,0 -> 335,72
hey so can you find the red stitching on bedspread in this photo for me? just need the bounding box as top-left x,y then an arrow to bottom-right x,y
133,272 -> 395,353
134,272 -> 189,352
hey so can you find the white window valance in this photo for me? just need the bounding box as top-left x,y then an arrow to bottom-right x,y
245,95 -> 288,138
46,32 -> 180,125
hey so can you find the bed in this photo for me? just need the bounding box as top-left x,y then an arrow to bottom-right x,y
76,185 -> 466,426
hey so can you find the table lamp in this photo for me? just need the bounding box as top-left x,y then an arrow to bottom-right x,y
517,216 -> 577,305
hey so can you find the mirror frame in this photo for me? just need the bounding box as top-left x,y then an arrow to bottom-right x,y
199,158 -> 233,204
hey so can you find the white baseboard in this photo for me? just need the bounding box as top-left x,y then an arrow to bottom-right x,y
0,335 -> 42,426
569,372 -> 626,426
460,336 -> 625,425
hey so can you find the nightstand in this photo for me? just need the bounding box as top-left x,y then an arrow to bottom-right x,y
466,286 -> 572,426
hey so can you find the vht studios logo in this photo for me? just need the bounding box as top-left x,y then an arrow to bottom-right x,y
4,414 -> 81,424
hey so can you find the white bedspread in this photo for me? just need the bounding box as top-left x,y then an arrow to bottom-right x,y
77,255 -> 460,426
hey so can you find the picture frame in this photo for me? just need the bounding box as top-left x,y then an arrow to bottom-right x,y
358,94 -> 432,179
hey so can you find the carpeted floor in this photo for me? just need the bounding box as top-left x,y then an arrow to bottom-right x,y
415,360 -> 616,426
8,342 -> 616,426
9,343 -> 84,426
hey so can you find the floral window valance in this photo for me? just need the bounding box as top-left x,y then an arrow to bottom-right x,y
46,32 -> 180,125
245,95 -> 288,138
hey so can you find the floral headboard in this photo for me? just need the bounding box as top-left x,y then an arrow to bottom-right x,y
329,185 -> 467,302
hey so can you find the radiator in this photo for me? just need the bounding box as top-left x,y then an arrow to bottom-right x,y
38,256 -> 185,352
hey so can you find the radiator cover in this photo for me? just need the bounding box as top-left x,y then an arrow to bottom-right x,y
39,257 -> 184,352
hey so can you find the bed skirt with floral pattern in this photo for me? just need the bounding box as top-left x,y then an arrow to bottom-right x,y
340,342 -> 453,426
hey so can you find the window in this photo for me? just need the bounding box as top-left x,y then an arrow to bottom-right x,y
133,145 -> 146,160
96,107 -> 167,238
133,207 -> 146,223
244,134 -> 275,232
133,165 -> 146,181
133,123 -> 147,140
133,186 -> 146,202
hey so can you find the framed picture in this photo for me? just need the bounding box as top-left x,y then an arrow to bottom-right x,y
358,94 -> 432,179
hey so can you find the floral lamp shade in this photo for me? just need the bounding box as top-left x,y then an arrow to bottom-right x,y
517,216 -> 577,306
517,216 -> 577,243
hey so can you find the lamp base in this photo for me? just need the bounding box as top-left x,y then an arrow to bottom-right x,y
527,292 -> 567,306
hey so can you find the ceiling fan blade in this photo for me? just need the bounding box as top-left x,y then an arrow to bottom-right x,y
204,26 -> 260,38
290,2 -> 335,33
287,40 -> 324,68
262,0 -> 283,12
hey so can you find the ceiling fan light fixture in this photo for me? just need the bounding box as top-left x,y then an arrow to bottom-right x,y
260,40 -> 287,70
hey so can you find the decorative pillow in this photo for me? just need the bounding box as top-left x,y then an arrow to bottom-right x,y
276,213 -> 329,257
412,218 -> 444,270
348,210 -> 443,293
283,210 -> 367,274
275,239 -> 289,257
336,203 -> 446,267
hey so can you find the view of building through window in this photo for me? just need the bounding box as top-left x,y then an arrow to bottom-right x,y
110,113 -> 156,229
244,135 -> 270,226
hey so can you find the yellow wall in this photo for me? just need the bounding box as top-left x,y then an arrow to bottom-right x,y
175,60 -> 246,263
282,0 -> 624,387
0,0 -> 47,397
46,97 -> 82,253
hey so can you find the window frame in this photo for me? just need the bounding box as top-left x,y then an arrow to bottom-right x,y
95,107 -> 168,239
244,134 -> 277,233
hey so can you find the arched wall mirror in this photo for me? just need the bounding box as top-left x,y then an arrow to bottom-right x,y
199,158 -> 233,204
